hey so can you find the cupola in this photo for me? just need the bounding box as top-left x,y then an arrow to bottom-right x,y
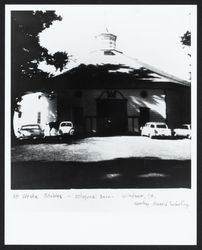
95,32 -> 117,54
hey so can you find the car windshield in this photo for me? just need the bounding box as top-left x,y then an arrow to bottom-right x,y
21,125 -> 40,130
156,124 -> 167,128
61,122 -> 72,127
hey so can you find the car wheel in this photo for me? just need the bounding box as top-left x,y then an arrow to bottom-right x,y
69,129 -> 74,135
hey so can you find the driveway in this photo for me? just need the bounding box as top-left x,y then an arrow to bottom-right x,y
12,136 -> 191,162
11,136 -> 191,189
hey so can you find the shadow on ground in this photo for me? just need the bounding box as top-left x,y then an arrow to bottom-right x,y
12,135 -> 188,146
11,157 -> 191,189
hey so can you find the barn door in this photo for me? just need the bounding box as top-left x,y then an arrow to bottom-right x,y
139,107 -> 150,128
96,99 -> 128,135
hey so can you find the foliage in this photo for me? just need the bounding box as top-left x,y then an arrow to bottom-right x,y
11,11 -> 69,140
181,31 -> 191,47
46,51 -> 68,72
11,11 -> 69,83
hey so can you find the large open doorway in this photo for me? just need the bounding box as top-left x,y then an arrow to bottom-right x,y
96,98 -> 128,135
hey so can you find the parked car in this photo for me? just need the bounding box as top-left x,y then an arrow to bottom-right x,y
17,124 -> 44,140
173,124 -> 191,139
141,122 -> 172,138
58,121 -> 75,136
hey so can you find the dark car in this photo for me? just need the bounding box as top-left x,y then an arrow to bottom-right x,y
17,124 -> 44,140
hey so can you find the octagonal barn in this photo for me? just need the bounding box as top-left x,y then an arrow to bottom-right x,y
50,32 -> 190,135
13,32 -> 191,136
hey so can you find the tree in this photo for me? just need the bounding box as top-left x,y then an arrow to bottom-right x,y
180,30 -> 191,81
181,30 -> 191,47
181,30 -> 191,57
11,11 -> 68,84
11,11 -> 69,142
46,51 -> 69,72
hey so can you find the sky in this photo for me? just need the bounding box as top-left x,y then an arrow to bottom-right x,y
39,5 -> 196,80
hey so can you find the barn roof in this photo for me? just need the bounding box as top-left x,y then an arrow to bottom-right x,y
54,33 -> 190,87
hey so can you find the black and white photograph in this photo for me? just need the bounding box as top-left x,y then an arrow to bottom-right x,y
5,4 -> 197,245
10,5 -> 193,189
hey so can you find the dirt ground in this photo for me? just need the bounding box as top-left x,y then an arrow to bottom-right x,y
11,136 -> 191,162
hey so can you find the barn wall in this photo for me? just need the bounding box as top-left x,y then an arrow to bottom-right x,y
57,89 -> 166,133
166,88 -> 191,129
13,86 -> 190,136
180,88 -> 191,124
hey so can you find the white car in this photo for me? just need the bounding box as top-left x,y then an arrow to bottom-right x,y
173,124 -> 191,139
58,121 -> 74,136
141,122 -> 171,138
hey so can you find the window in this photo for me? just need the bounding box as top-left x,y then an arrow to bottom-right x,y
140,90 -> 148,98
181,125 -> 188,129
61,122 -> 72,127
156,124 -> 167,128
21,125 -> 40,130
37,112 -> 41,124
